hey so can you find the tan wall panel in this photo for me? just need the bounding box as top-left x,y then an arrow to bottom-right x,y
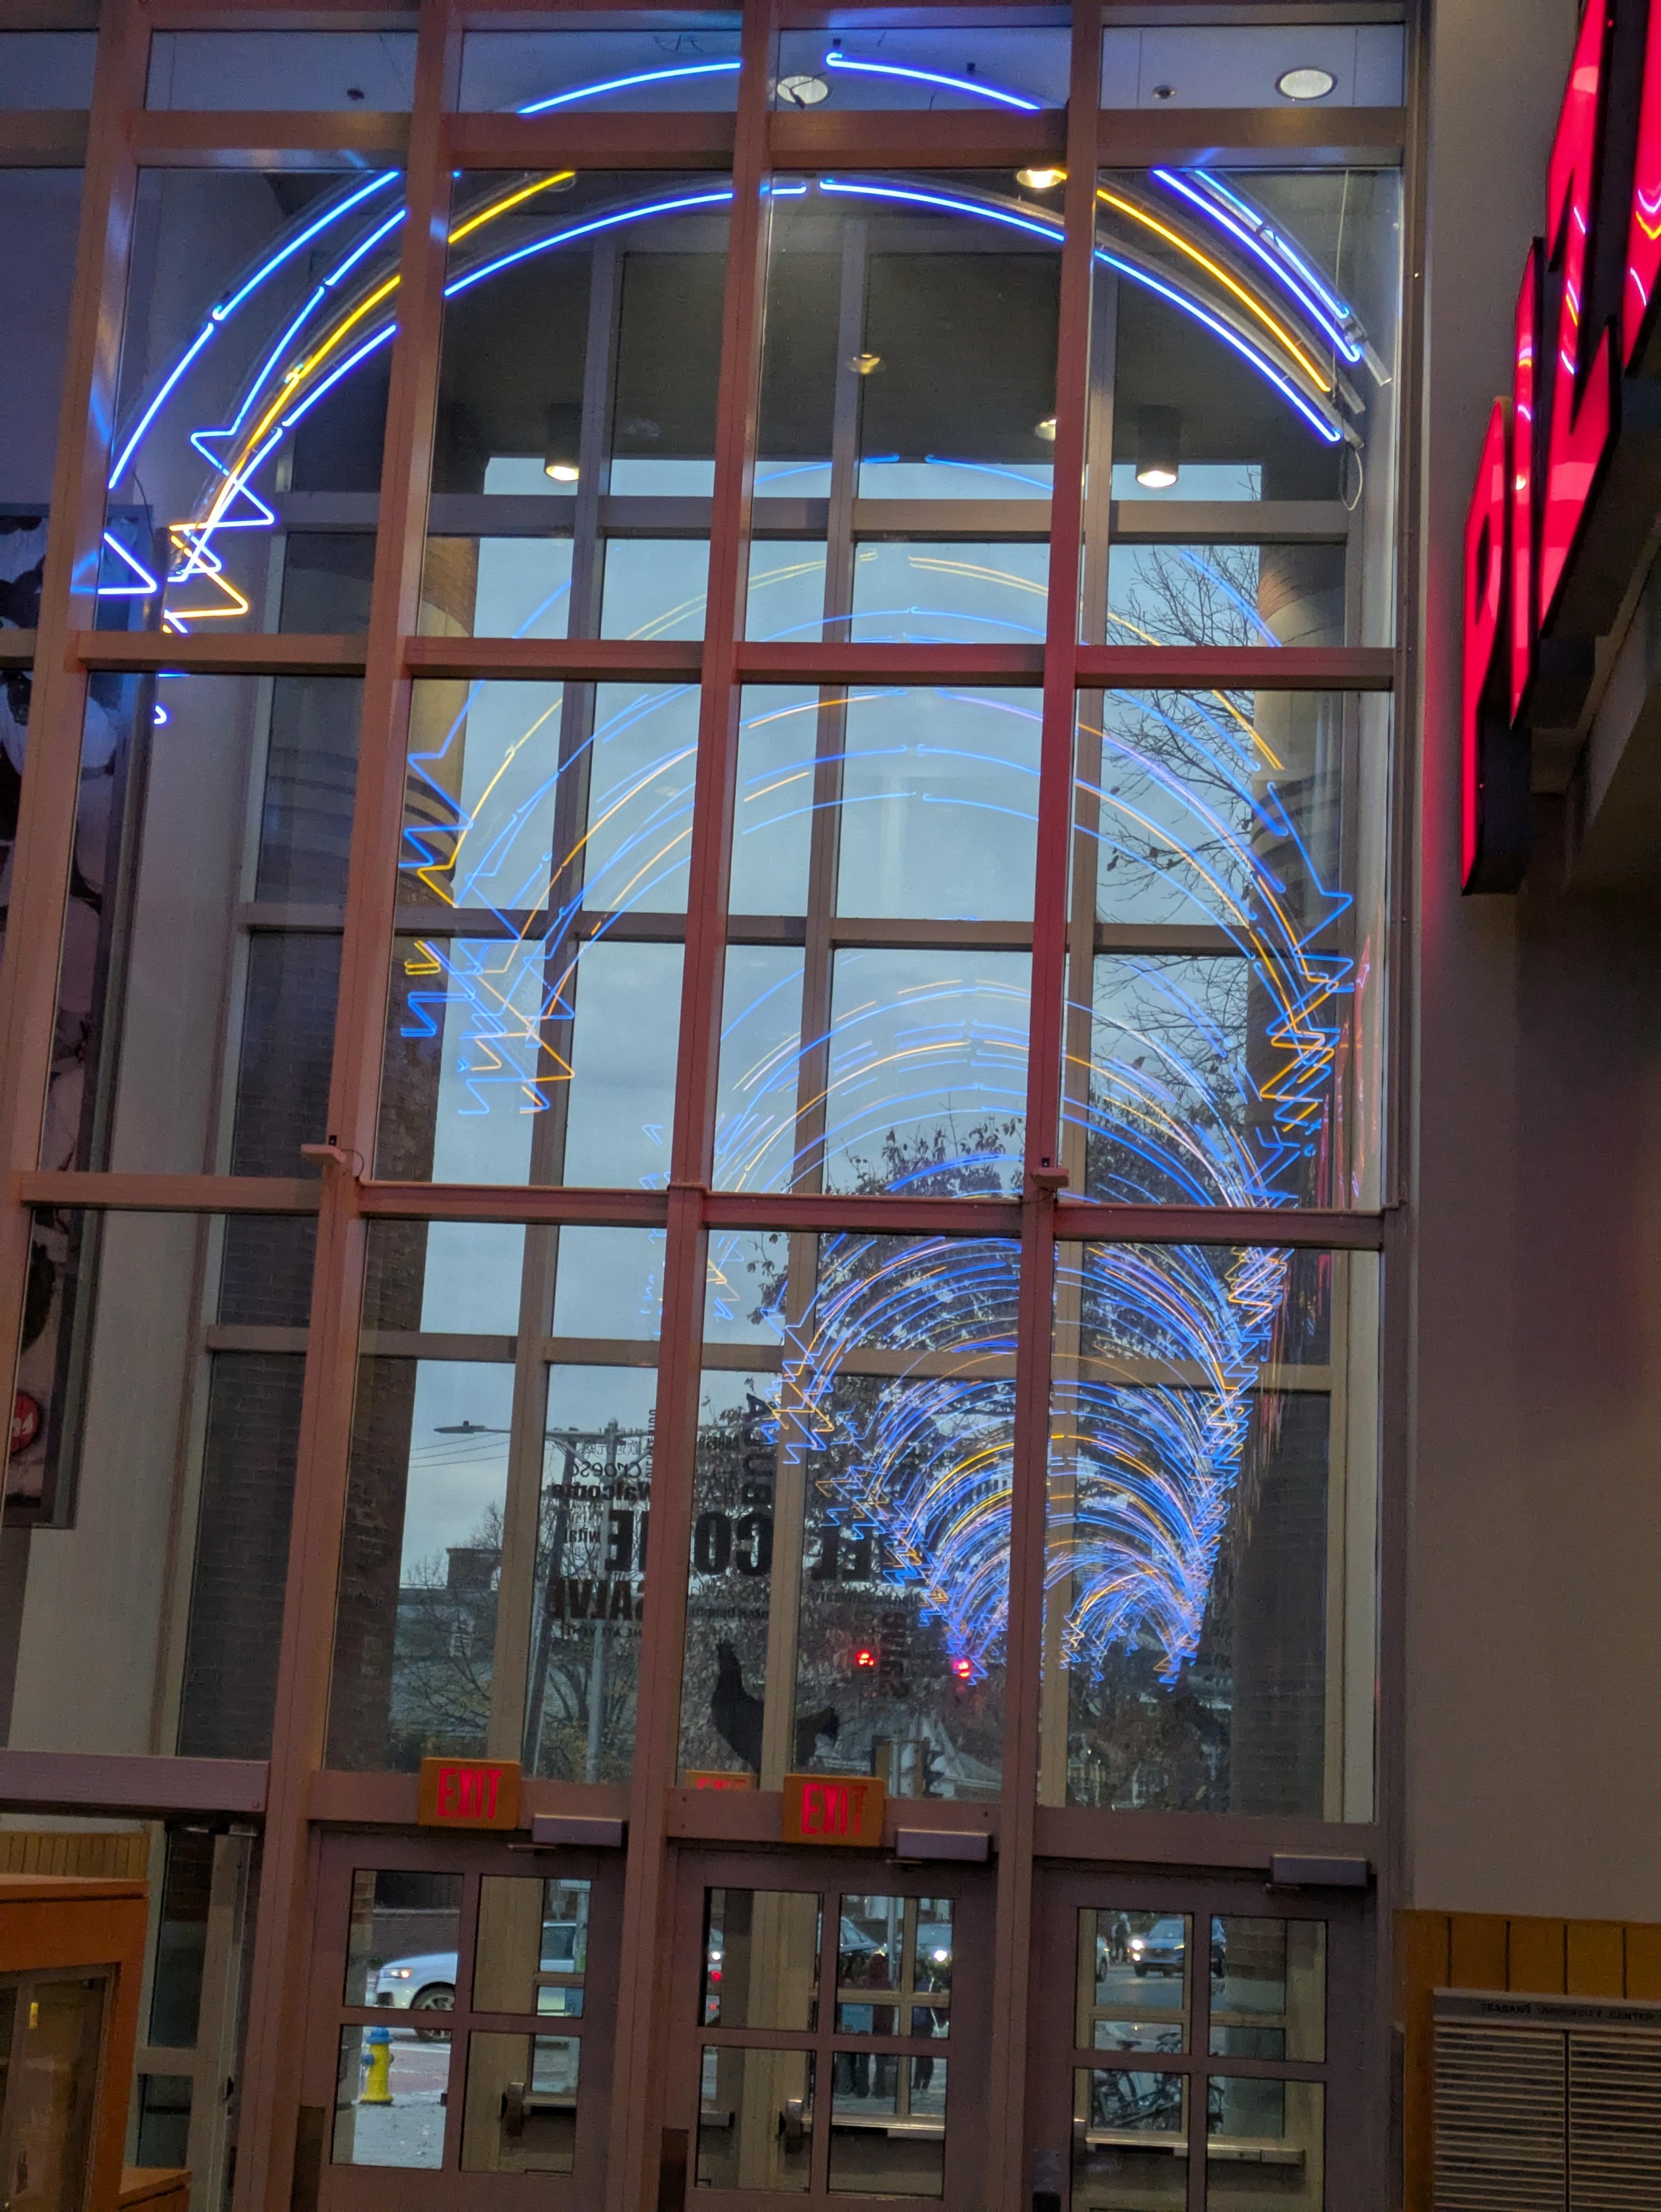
1447,1913 -> 1506,1991
0,1831 -> 149,1880
1506,1918 -> 1566,1993
1625,1923 -> 1661,1999
1566,1920 -> 1624,1997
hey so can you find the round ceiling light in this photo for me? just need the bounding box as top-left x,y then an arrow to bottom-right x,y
777,73 -> 830,106
1016,165 -> 1067,191
1034,416 -> 1058,442
848,352 -> 883,376
1276,65 -> 1337,100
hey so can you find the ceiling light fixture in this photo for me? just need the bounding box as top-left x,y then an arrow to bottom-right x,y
1035,416 -> 1058,442
1276,65 -> 1337,100
848,352 -> 883,375
1016,165 -> 1066,191
1152,82 -> 1176,100
543,399 -> 582,482
1133,404 -> 1181,489
777,73 -> 829,106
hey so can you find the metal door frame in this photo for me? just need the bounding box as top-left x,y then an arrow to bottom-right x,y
301,1829 -> 623,2212
667,1844 -> 999,2210
1025,1862 -> 1374,2212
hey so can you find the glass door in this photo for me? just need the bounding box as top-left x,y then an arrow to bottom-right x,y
668,1850 -> 994,2204
306,1834 -> 622,2208
0,1971 -> 107,2212
1027,1870 -> 1368,2212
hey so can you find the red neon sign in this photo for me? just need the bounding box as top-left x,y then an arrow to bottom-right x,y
1461,0 -> 1661,890
1540,0 -> 1615,630
9,1394 -> 40,1456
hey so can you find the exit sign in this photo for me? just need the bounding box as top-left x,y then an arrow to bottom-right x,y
418,1757 -> 522,1830
781,1772 -> 886,1847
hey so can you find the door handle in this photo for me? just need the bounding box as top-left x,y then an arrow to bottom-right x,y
501,2080 -> 528,2138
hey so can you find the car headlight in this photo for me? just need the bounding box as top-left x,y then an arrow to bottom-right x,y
386,1968 -> 412,1980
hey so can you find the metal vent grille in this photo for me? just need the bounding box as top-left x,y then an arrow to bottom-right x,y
1434,2022 -> 1566,2211
1568,2032 -> 1661,2212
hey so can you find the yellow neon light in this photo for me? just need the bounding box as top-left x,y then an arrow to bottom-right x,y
449,170 -> 576,243
1096,186 -> 1332,394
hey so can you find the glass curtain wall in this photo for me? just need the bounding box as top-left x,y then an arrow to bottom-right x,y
0,7 -> 1405,2198
0,10 -> 1404,1773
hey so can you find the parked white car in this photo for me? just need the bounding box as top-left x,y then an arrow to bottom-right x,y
372,1950 -> 457,2025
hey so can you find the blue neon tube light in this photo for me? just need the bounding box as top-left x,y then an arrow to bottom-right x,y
822,51 -> 1040,111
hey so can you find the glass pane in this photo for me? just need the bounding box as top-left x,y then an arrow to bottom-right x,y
146,32 -> 418,109
1047,1244 -> 1378,1820
679,1233 -> 1015,1795
104,170 -> 404,634
775,27 -> 1068,109
1209,1919 -> 1324,2062
474,1878 -> 591,2015
1091,169 -> 1401,647
1102,25 -> 1405,107
330,1356 -> 514,1769
748,173 -> 1057,638
376,680 -> 692,1187
1077,1911 -> 1190,2054
148,1828 -> 216,2047
830,2053 -> 946,2196
333,2024 -> 450,2168
698,2047 -> 814,2190
702,1890 -> 821,2031
0,171 -> 81,511
1207,2078 -> 1322,2211
327,1222 -> 664,1773
1107,542 -> 1347,651
344,1870 -> 462,2010
835,1897 -> 953,2038
523,1360 -> 657,1781
850,541 -> 1050,646
0,34 -> 96,108
3,1209 -> 310,1766
3,1978 -> 104,2212
460,28 -> 743,114
915,1898 -> 954,2007
135,2074 -> 192,2169
462,2033 -> 580,2173
1073,2070 -> 1187,2211
1069,691 -> 1388,1213
422,172 -> 729,639
43,675 -> 358,1176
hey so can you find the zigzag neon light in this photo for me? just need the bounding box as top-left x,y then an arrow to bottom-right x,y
106,167 -> 1361,618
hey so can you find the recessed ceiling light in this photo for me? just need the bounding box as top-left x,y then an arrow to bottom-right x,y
1016,166 -> 1067,191
1277,65 -> 1337,100
848,352 -> 883,376
1152,83 -> 1176,100
543,399 -> 583,484
777,73 -> 829,107
1034,416 -> 1058,442
1133,405 -> 1181,490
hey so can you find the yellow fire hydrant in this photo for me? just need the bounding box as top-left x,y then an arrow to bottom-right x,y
361,2025 -> 393,2105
